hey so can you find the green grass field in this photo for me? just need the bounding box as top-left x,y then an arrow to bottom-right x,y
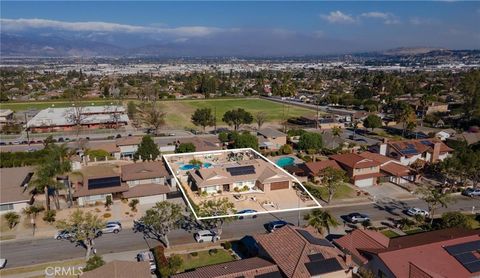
0,97 -> 316,129
178,249 -> 235,272
157,98 -> 316,129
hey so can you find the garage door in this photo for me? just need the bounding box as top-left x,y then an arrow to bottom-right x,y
270,181 -> 289,190
355,178 -> 374,187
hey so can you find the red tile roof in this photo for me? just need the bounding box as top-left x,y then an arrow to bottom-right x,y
380,162 -> 411,177
334,229 -> 390,264
358,151 -> 393,165
121,161 -> 170,181
171,257 -> 279,278
81,260 -> 151,278
254,225 -> 347,278
388,139 -> 453,156
330,153 -> 380,169
304,160 -> 342,176
336,228 -> 480,278
122,183 -> 171,198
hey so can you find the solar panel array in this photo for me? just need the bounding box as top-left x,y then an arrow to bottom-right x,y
226,165 -> 256,176
304,258 -> 343,276
308,253 -> 325,262
296,229 -> 335,247
444,240 -> 480,273
88,176 -> 121,189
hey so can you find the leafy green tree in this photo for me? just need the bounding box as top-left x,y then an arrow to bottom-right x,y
231,132 -> 259,150
222,108 -> 253,131
56,210 -> 105,260
176,143 -> 196,153
279,144 -> 293,155
298,132 -> 323,152
129,199 -> 139,212
218,131 -> 229,143
127,101 -> 137,121
304,209 -> 339,234
140,202 -> 184,248
42,210 -> 56,223
440,212 -> 475,229
191,108 -> 215,132
363,115 -> 382,131
160,254 -> 184,277
321,167 -> 348,203
134,135 -> 160,161
415,187 -> 452,224
198,198 -> 236,235
84,255 -> 105,272
4,212 -> 20,229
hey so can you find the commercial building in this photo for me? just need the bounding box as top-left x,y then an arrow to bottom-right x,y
26,105 -> 129,133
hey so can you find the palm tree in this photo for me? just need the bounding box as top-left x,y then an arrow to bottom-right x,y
331,126 -> 343,149
304,209 -> 339,235
30,144 -> 72,211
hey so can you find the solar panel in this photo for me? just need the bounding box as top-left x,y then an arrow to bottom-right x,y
88,176 -> 121,190
444,240 -> 480,273
254,271 -> 284,278
226,165 -> 256,176
444,241 -> 480,255
296,229 -> 334,247
304,258 -> 343,276
420,140 -> 433,146
465,261 -> 480,273
308,253 -> 325,262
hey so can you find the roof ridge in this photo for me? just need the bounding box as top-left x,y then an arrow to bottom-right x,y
358,229 -> 389,248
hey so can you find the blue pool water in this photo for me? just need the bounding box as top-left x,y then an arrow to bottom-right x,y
276,157 -> 295,167
179,163 -> 213,171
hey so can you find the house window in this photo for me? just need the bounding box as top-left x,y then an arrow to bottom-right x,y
0,204 -> 14,211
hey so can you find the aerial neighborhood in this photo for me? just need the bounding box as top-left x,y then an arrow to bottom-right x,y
0,1 -> 480,278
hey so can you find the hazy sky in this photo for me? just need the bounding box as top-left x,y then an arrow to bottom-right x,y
1,1 -> 479,55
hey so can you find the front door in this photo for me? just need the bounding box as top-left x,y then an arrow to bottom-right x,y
223,184 -> 230,192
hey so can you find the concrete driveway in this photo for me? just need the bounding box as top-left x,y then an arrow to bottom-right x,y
362,182 -> 414,202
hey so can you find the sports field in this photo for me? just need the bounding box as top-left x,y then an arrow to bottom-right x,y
158,98 -> 317,128
0,98 -> 317,129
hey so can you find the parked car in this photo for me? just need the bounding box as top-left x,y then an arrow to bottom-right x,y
194,230 -> 220,243
54,230 -> 75,241
345,213 -> 370,223
0,258 -> 6,269
266,220 -> 293,232
137,251 -> 156,273
96,223 -> 122,236
462,188 -> 480,197
107,221 -> 122,228
405,207 -> 429,217
237,209 -> 258,219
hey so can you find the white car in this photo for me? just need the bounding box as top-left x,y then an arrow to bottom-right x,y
406,207 -> 429,217
97,223 -> 122,236
194,230 -> 220,243
137,251 -> 156,273
0,258 -> 7,269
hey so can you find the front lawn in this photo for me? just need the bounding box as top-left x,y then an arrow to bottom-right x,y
304,182 -> 356,201
178,249 -> 235,272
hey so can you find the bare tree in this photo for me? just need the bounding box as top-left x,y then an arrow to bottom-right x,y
66,90 -> 86,139
140,98 -> 166,136
255,111 -> 267,130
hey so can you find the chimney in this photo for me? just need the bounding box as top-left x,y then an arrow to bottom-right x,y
379,143 -> 387,156
432,142 -> 442,162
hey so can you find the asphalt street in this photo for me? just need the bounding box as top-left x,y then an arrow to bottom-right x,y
1,195 -> 478,268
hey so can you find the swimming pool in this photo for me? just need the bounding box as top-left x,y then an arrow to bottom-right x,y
179,162 -> 213,171
276,157 -> 295,168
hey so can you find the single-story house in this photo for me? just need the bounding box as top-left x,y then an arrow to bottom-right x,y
257,128 -> 287,150
188,159 -> 292,194
115,136 -> 142,158
0,167 -> 34,214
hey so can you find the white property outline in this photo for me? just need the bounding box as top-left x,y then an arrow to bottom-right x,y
163,148 -> 322,220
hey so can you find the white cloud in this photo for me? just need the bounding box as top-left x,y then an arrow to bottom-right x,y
313,30 -> 325,38
360,12 -> 400,25
320,11 -> 356,24
0,18 -> 222,37
409,17 -> 437,26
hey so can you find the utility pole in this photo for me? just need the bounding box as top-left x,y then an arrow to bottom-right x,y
24,112 -> 30,146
